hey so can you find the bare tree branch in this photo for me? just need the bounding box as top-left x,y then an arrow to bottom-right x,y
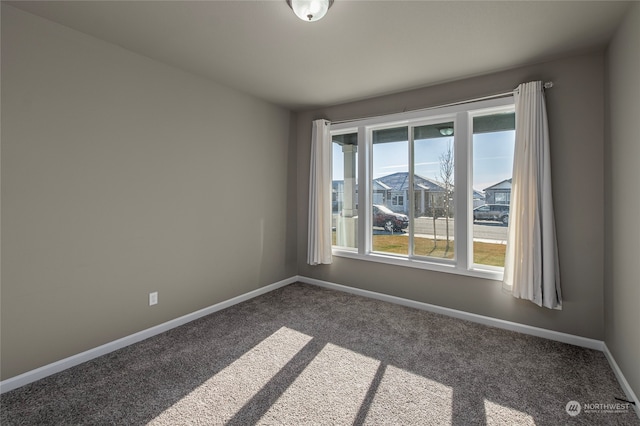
439,142 -> 454,252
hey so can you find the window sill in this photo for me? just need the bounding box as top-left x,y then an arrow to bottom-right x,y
332,247 -> 504,281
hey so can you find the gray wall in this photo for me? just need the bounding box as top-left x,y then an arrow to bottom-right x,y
1,5 -> 294,380
297,52 -> 606,339
605,2 -> 640,404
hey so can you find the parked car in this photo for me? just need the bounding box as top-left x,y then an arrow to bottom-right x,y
373,204 -> 409,232
473,204 -> 510,225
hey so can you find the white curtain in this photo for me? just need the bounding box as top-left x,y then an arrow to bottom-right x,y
503,81 -> 562,309
307,119 -> 333,265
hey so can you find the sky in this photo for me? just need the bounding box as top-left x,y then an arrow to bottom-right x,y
471,131 -> 515,191
333,130 -> 515,193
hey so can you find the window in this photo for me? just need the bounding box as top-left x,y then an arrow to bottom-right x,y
332,132 -> 358,250
472,110 -> 515,269
412,121 -> 455,260
330,97 -> 515,280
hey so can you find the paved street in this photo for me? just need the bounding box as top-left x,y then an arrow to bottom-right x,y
335,215 -> 508,243
413,217 -> 508,243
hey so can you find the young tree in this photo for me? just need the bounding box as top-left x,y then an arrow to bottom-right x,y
439,142 -> 454,253
430,192 -> 437,249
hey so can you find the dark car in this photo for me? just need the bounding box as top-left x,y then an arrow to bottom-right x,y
373,204 -> 409,232
473,204 -> 510,225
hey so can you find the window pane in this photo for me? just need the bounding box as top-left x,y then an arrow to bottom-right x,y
372,127 -> 408,255
332,133 -> 358,249
472,112 -> 515,267
413,122 -> 455,259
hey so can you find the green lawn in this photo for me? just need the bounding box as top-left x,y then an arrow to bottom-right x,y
374,235 -> 505,266
333,232 -> 506,267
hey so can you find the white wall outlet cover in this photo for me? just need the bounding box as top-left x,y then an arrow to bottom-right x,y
149,292 -> 158,306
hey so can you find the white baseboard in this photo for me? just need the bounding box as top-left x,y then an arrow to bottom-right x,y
603,344 -> 640,418
0,276 -> 297,394
298,275 -> 604,350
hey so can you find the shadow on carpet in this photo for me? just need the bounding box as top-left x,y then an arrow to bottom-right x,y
1,283 -> 638,425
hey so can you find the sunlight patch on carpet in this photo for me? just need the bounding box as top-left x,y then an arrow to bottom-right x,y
484,399 -> 535,425
149,326 -> 312,425
258,343 -> 380,424
363,365 -> 453,425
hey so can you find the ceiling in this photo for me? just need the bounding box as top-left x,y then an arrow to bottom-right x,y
7,0 -> 632,110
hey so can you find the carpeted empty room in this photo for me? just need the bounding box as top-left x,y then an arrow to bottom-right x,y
1,283 -> 637,425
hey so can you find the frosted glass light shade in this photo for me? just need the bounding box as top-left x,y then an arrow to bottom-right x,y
287,0 -> 333,22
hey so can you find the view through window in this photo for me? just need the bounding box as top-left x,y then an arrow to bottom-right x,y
330,97 -> 515,278
372,126 -> 409,256
332,132 -> 358,250
472,112 -> 515,268
413,122 -> 455,259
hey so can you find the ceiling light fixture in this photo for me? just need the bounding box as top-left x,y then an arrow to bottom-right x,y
287,0 -> 334,22
439,127 -> 454,136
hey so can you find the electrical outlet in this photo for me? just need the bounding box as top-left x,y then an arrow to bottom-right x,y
149,292 -> 158,306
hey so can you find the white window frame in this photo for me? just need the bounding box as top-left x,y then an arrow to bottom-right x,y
330,96 -> 514,281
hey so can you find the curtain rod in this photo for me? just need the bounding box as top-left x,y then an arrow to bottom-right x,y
329,81 -> 553,126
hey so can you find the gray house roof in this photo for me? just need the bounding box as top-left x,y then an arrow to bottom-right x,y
484,178 -> 512,192
374,172 -> 448,192
334,172 -> 450,194
373,180 -> 391,191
